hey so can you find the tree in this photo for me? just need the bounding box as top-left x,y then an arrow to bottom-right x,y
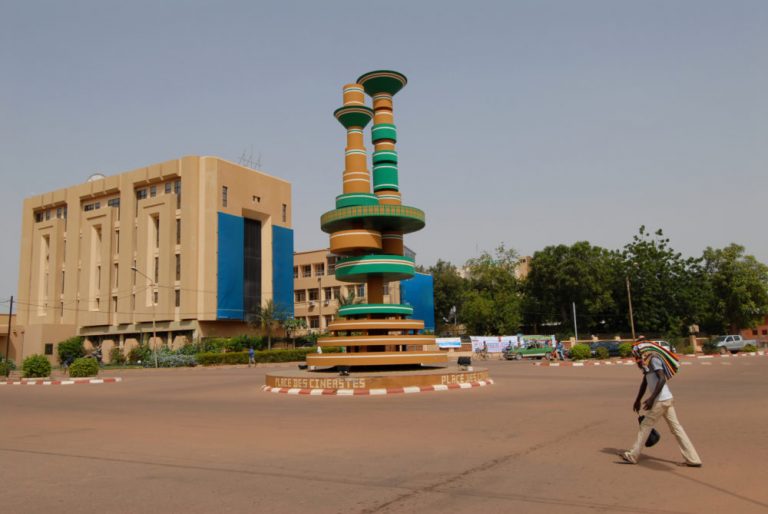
282,317 -> 308,348
700,244 -> 768,333
336,289 -> 361,312
621,226 -> 705,336
522,242 -> 623,335
248,299 -> 285,351
460,245 -> 522,335
427,259 -> 467,335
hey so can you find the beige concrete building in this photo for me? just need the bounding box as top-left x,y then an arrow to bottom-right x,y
16,156 -> 294,362
293,249 -> 401,334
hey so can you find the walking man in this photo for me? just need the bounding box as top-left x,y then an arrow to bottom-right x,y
248,346 -> 256,368
620,339 -> 702,467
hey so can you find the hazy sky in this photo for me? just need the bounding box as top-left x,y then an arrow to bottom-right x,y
1,0 -> 766,298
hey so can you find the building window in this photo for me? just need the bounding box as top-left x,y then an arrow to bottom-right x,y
153,216 -> 160,248
302,265 -> 311,278
136,189 -> 147,200
324,315 -> 334,327
60,302 -> 64,317
308,289 -> 319,302
61,271 -> 65,291
114,230 -> 119,253
176,219 -> 181,245
84,202 -> 100,212
309,316 -> 319,329
175,289 -> 180,307
44,343 -> 53,355
763,329 -> 767,336
174,180 -> 181,209
34,211 -> 44,222
324,287 -> 332,301
282,204 -> 287,222
356,284 -> 365,297
252,195 -> 260,203
295,290 -> 306,303
113,263 -> 119,288
327,256 -> 337,274
112,296 -> 118,313
332,287 -> 341,300
150,185 -> 157,198
131,294 -> 135,311
154,256 -> 159,283
753,330 -> 759,336
96,265 -> 101,289
45,209 -> 51,220
165,182 -> 172,194
293,266 -> 299,279
153,290 -> 159,305
107,198 -> 120,208
175,254 -> 181,281
315,263 -> 325,276
222,186 -> 228,207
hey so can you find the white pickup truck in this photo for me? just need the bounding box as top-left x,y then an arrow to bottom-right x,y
712,335 -> 757,353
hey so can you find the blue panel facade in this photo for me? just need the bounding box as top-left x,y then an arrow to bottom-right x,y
400,272 -> 436,332
217,212 -> 245,319
272,225 -> 295,318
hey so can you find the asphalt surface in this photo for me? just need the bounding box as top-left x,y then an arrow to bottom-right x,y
2,357 -> 767,513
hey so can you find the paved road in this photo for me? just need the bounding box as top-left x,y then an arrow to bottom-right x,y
2,358 -> 767,513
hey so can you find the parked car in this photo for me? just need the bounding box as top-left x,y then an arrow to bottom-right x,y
504,342 -> 554,360
589,341 -> 621,358
711,335 -> 756,354
650,340 -> 677,353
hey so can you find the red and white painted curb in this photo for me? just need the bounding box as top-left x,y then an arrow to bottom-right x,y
535,352 -> 766,367
0,377 -> 123,386
262,379 -> 494,396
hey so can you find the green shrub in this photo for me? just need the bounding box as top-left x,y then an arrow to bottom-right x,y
57,336 -> 86,365
680,345 -> 695,355
22,354 -> 52,378
195,347 -> 341,366
0,358 -> 16,377
570,344 -> 591,361
128,344 -> 152,364
109,347 -> 127,365
69,357 -> 99,377
702,340 -> 720,355
595,347 -> 610,360
618,343 -> 633,358
741,344 -> 757,353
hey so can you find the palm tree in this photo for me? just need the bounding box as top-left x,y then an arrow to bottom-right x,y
336,289 -> 362,314
248,299 -> 283,350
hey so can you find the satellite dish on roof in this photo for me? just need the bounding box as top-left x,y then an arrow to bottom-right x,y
87,173 -> 106,182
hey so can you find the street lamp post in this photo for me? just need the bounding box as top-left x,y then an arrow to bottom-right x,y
131,266 -> 158,368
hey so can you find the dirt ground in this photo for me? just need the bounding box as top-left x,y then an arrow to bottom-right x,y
2,357 -> 767,513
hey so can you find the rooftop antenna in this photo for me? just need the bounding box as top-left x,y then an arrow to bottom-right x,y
238,145 -> 262,169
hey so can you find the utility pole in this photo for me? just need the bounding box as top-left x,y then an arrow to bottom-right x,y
572,301 -> 578,343
626,276 -> 636,341
4,295 -> 13,362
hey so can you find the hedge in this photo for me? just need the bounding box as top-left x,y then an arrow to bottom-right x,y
69,357 -> 99,377
196,347 -> 341,366
570,344 -> 591,361
22,354 -> 52,378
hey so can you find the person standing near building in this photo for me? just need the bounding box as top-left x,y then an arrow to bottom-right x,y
620,339 -> 702,467
248,346 -> 256,368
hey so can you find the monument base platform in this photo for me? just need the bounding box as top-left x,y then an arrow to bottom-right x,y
263,365 -> 492,396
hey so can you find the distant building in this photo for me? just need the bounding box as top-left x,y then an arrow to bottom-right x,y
741,316 -> 768,346
15,156 -> 293,362
293,248 -> 434,333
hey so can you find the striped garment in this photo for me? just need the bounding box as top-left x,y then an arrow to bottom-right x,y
632,342 -> 680,379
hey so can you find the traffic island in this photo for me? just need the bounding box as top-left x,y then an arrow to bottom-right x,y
264,366 -> 491,396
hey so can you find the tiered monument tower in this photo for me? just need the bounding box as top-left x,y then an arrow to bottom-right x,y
306,70 -> 447,368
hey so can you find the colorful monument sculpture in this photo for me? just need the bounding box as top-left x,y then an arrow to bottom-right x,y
306,70 -> 447,368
